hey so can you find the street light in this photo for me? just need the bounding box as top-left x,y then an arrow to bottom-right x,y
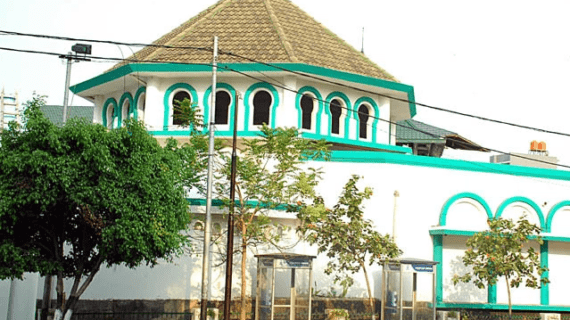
60,43 -> 92,124
72,43 -> 92,55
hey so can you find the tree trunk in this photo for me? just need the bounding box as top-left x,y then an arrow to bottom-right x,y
54,271 -> 65,320
54,258 -> 102,320
52,309 -> 73,320
63,309 -> 73,320
241,230 -> 248,320
53,309 -> 63,320
505,276 -> 512,319
361,262 -> 375,320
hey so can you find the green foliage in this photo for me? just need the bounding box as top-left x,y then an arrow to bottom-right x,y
214,125 -> 330,320
297,175 -> 400,307
215,125 -> 330,247
172,97 -> 204,131
0,95 -> 204,313
452,216 -> 548,316
328,309 -> 350,320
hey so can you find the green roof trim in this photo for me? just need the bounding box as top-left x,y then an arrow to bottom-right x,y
187,198 -> 290,212
70,62 -> 416,117
325,150 -> 570,181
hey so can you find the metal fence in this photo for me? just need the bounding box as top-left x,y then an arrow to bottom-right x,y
71,313 -> 193,320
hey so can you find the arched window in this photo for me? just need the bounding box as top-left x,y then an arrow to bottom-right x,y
137,93 -> 146,123
253,90 -> 272,125
358,104 -> 370,139
172,90 -> 190,126
213,222 -> 222,236
329,98 -> 342,135
106,105 -> 114,130
121,99 -> 130,126
215,90 -> 231,125
193,221 -> 204,231
300,94 -> 314,130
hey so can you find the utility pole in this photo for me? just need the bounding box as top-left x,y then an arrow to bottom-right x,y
59,43 -> 91,124
392,190 -> 399,243
361,27 -> 365,54
200,36 -> 218,320
223,91 -> 240,320
39,44 -> 92,320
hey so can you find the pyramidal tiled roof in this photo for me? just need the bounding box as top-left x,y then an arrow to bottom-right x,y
122,0 -> 397,81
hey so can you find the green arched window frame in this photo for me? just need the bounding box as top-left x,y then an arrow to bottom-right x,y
243,82 -> 280,132
163,83 -> 199,131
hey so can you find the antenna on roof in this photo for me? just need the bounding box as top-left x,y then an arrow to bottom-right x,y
361,27 -> 364,54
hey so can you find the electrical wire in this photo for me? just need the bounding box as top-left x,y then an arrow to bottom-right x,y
220,50 -> 570,138
0,45 -> 567,171
3,29 -> 570,138
0,30 -> 212,53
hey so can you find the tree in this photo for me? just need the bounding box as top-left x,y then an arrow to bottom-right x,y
297,175 -> 401,320
452,216 -> 548,317
0,96 -> 206,320
214,125 -> 329,320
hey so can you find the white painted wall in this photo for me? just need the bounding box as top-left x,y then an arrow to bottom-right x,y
6,72 -> 570,312
3,155 -> 570,310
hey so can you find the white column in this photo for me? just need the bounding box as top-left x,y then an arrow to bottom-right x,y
376,96 -> 390,144
6,273 -> 39,320
144,78 -> 163,131
280,77 -> 297,128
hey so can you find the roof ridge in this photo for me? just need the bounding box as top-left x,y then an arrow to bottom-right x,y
404,119 -> 418,130
262,0 -> 298,62
323,27 -> 399,82
278,0 -> 398,82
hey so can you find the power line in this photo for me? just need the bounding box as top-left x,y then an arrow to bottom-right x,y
4,29 -> 570,138
220,50 -> 570,138
0,45 -> 567,171
0,30 -> 212,53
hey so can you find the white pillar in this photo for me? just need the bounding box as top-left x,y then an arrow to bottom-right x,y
6,273 -> 40,320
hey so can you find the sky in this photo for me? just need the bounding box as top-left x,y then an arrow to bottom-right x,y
2,0 -> 570,166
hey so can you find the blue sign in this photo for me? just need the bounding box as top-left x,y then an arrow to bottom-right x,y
412,264 -> 434,273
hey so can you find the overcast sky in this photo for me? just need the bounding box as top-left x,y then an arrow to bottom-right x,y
2,0 -> 570,165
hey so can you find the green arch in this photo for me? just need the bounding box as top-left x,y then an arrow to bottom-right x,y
102,97 -> 118,128
325,91 -> 351,139
243,82 -> 280,132
163,83 -> 199,131
133,86 -> 146,120
546,200 -> 570,233
202,83 -> 236,133
118,92 -> 134,127
295,86 -> 323,133
439,192 -> 493,227
354,96 -> 379,143
495,196 -> 545,230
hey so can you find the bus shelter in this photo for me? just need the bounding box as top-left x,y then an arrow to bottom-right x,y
381,258 -> 438,320
255,253 -> 315,320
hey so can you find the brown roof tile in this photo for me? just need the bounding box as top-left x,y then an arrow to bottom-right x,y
116,0 -> 397,81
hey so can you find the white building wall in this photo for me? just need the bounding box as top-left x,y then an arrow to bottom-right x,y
7,72 -> 570,312
2,153 -> 567,310
548,242 -> 570,306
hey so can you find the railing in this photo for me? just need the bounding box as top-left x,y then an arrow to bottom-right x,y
71,312 -> 192,320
